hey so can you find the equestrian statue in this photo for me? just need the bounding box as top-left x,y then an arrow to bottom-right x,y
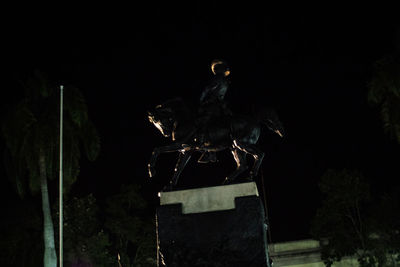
147,59 -> 284,191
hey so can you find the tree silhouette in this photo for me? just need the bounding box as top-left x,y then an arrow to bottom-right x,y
368,53 -> 400,144
2,70 -> 100,266
311,169 -> 400,267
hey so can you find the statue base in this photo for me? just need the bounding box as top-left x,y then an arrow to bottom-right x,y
156,182 -> 270,267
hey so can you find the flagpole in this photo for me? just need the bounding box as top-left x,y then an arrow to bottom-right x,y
59,85 -> 64,267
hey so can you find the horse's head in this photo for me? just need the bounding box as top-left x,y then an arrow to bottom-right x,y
148,98 -> 188,138
261,108 -> 285,138
148,97 -> 196,141
148,104 -> 175,138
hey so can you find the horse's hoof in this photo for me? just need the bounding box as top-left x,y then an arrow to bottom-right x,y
244,176 -> 253,182
162,184 -> 174,192
223,178 -> 233,185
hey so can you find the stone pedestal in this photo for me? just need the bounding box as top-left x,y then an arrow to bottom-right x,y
156,182 -> 270,267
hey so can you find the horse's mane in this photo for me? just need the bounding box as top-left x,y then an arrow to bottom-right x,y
161,97 -> 196,121
161,97 -> 185,107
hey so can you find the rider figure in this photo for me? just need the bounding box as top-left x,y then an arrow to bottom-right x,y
196,59 -> 232,163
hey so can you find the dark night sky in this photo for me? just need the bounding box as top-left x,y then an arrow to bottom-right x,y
1,6 -> 400,242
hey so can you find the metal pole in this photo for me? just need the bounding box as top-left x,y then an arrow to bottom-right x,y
59,85 -> 64,267
260,168 -> 273,267
260,168 -> 272,243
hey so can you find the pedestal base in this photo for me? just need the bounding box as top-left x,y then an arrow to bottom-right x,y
156,182 -> 270,267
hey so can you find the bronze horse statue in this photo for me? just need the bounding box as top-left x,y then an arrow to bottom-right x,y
147,98 -> 284,190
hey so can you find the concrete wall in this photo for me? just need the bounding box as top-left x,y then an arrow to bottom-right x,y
157,182 -> 268,266
269,239 -> 359,267
160,182 -> 259,214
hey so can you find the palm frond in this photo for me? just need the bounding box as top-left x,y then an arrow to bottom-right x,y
2,102 -> 37,156
81,120 -> 101,162
2,71 -> 101,197
3,148 -> 28,198
368,54 -> 400,144
33,69 -> 52,98
64,85 -> 88,128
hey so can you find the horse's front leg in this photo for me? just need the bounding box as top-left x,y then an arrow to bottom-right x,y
224,147 -> 248,184
163,150 -> 194,191
233,140 -> 265,179
148,143 -> 184,178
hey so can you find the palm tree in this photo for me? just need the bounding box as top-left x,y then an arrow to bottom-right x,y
2,70 -> 100,267
368,54 -> 400,144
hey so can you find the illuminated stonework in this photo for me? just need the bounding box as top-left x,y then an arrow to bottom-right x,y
269,239 -> 359,267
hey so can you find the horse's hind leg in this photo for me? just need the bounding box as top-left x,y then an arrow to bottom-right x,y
224,148 -> 248,184
233,140 -> 265,178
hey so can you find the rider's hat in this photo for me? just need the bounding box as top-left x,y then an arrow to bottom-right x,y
211,59 -> 230,77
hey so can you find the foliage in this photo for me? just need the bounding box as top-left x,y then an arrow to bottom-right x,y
1,69 -> 101,197
368,54 -> 400,144
54,194 -> 115,266
368,188 -> 400,266
311,169 -> 400,267
104,184 -> 157,267
52,184 -> 157,267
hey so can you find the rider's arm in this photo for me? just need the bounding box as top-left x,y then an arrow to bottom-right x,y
200,80 -> 219,103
